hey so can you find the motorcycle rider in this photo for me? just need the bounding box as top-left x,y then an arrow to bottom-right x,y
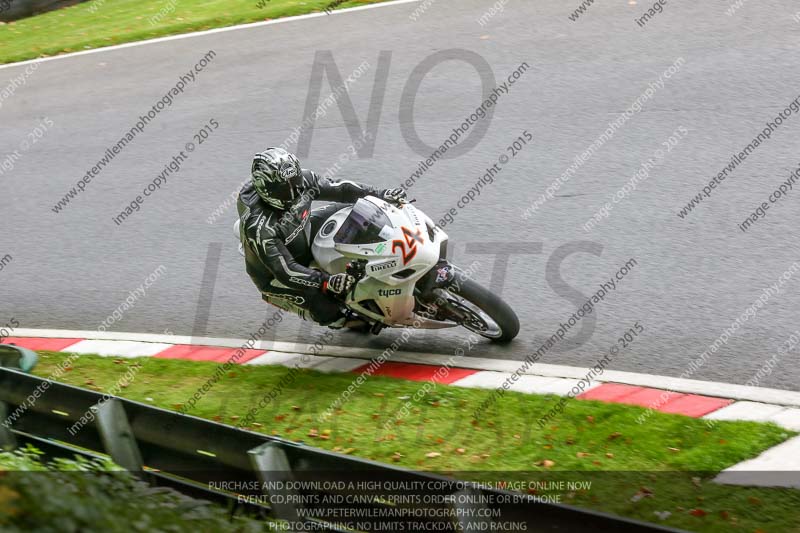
237,147 -> 407,327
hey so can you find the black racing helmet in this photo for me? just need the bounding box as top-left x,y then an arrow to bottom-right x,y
251,147 -> 303,210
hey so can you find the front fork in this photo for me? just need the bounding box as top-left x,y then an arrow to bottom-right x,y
414,261 -> 462,321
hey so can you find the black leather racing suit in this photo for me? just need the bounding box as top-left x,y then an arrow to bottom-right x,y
237,169 -> 383,325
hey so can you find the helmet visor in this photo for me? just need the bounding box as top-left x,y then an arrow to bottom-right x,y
261,178 -> 295,205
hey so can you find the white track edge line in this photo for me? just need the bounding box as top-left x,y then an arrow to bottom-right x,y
0,0 -> 422,71
12,327 -> 800,407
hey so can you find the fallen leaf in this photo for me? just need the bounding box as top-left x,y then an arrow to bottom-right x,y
605,453 -> 614,458
576,452 -> 591,458
747,496 -> 762,506
455,448 -> 466,454
653,511 -> 671,520
292,405 -> 301,411
425,452 -> 441,458
535,459 -> 555,468
667,447 -> 681,453
631,486 -> 654,502
586,415 -> 595,424
689,509 -> 707,517
608,432 -> 622,440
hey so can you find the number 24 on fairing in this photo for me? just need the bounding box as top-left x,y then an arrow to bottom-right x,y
392,226 -> 424,265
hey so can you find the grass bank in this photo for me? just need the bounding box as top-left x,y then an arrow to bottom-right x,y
0,445 -> 264,532
27,350 -> 800,532
0,0 -> 392,64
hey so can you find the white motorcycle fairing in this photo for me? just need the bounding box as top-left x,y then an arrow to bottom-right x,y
309,196 -> 455,329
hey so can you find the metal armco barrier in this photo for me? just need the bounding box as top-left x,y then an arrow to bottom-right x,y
0,367 -> 685,532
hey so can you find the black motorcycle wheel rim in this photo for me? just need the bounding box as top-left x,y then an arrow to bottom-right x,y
443,293 -> 503,339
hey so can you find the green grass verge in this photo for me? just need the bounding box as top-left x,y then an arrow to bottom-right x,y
30,351 -> 800,532
0,0 -> 390,65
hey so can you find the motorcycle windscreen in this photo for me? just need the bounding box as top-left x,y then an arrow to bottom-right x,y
333,199 -> 394,245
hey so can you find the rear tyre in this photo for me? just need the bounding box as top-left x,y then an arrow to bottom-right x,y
442,276 -> 520,343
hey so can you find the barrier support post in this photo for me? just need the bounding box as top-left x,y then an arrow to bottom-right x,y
0,402 -> 17,448
249,442 -> 304,526
94,398 -> 144,474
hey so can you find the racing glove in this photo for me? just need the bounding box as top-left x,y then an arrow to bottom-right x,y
381,187 -> 408,206
324,273 -> 356,296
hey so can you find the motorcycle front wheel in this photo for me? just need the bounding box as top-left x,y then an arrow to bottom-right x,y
435,275 -> 520,343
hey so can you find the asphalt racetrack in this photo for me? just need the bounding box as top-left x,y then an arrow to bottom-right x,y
2,0 -> 800,390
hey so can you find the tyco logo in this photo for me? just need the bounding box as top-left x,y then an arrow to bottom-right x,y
392,226 -> 424,265
378,288 -> 402,297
